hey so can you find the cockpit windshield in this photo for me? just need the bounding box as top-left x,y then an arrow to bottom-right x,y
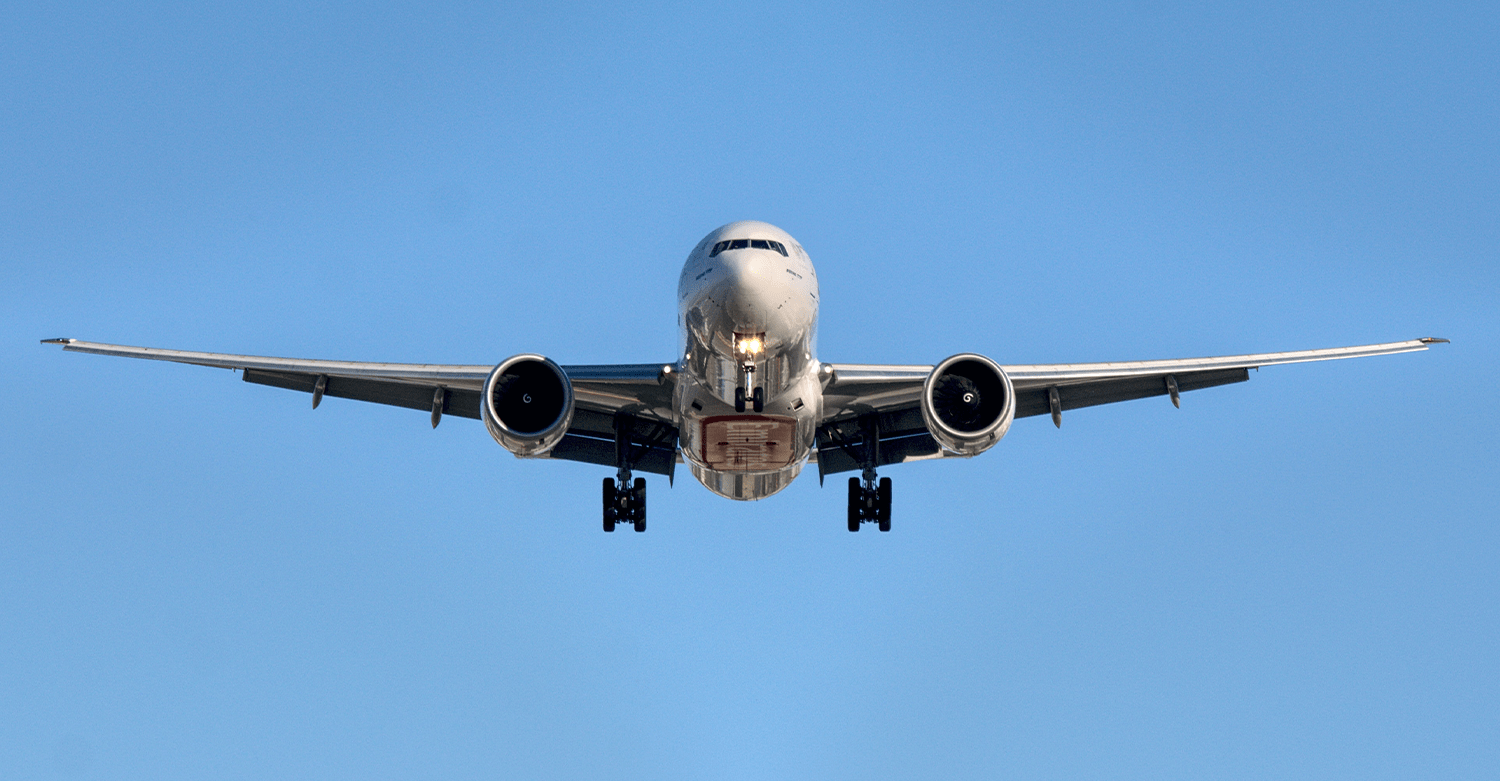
710,238 -> 789,257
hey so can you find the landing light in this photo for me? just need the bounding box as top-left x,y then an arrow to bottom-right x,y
735,334 -> 765,356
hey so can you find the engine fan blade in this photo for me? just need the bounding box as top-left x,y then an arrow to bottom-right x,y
932,374 -> 985,429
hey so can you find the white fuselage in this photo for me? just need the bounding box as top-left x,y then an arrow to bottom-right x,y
675,221 -> 822,500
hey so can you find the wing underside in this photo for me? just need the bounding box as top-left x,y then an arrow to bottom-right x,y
46,339 -> 680,476
814,338 -> 1445,478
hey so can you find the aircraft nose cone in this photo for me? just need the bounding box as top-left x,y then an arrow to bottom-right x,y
719,256 -> 779,328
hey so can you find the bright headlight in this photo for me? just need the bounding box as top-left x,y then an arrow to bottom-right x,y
734,333 -> 765,356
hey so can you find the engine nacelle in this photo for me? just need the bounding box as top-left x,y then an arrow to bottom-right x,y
920,353 -> 1016,457
481,354 -> 574,456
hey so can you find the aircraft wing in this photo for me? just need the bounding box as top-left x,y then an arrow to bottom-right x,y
813,338 -> 1447,479
42,338 -> 681,477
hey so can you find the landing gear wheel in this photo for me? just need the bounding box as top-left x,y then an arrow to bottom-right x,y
752,386 -> 765,413
847,477 -> 862,532
877,477 -> 892,532
602,477 -> 617,532
632,477 -> 647,532
734,386 -> 746,413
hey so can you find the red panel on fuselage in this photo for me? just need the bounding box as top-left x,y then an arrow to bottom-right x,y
699,415 -> 798,472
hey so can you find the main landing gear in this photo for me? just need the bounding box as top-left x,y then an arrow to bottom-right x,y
847,474 -> 892,532
603,412 -> 651,532
603,475 -> 646,533
841,413 -> 891,532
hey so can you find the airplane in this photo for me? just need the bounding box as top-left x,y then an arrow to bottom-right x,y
44,220 -> 1446,533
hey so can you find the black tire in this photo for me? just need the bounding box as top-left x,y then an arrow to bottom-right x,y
734,386 -> 746,413
602,477 -> 617,532
752,386 -> 765,413
877,477 -> 892,532
847,477 -> 862,531
632,478 -> 647,526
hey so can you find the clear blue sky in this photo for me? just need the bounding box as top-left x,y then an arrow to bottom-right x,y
3,2 -> 1496,778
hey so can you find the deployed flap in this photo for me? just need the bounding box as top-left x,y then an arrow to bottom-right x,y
243,369 -> 484,420
814,367 -> 1256,476
1011,367 -> 1249,419
545,407 -> 679,478
244,369 -> 679,475
815,405 -> 949,480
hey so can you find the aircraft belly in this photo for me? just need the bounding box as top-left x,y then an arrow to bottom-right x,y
675,369 -> 822,500
689,461 -> 804,501
699,415 -> 799,471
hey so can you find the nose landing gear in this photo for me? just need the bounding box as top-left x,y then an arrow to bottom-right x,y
734,360 -> 764,413
733,386 -> 765,413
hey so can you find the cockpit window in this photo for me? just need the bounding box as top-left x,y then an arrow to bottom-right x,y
710,238 -> 789,257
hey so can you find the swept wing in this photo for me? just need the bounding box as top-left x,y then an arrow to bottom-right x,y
813,338 -> 1446,478
42,338 -> 680,476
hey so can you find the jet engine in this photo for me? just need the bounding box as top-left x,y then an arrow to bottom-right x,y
481,354 -> 574,456
920,353 -> 1015,457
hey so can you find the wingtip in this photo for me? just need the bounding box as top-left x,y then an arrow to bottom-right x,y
40,337 -> 74,345
1419,337 -> 1450,345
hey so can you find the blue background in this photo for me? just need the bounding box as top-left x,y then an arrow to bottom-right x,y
3,2 -> 1495,778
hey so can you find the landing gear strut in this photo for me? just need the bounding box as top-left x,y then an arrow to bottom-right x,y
734,361 -> 764,413
603,413 -> 647,532
845,414 -> 891,532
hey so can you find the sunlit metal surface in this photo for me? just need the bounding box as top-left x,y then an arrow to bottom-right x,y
43,222 -> 1447,511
